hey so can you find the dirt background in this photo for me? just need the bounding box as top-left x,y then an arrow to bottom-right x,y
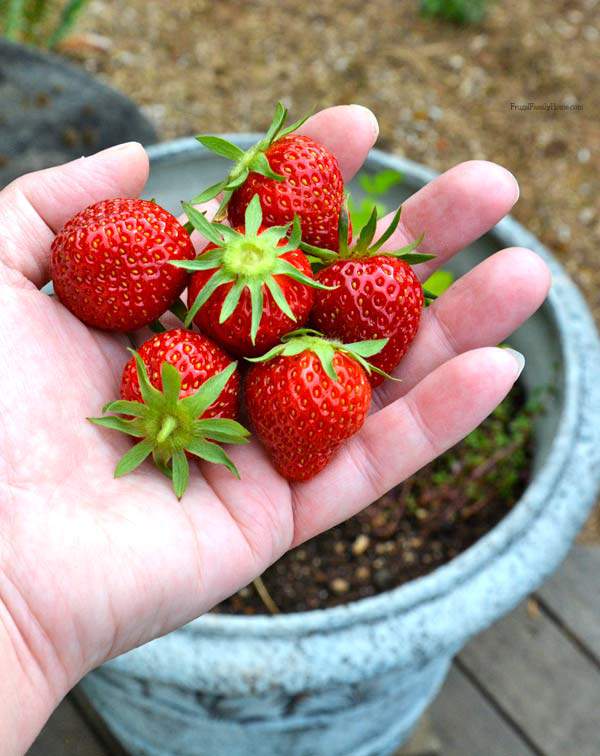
71,0 -> 599,539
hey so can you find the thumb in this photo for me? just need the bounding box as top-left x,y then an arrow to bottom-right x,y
0,142 -> 149,287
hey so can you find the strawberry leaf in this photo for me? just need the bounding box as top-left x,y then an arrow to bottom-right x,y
101,399 -> 149,417
265,276 -> 296,322
249,152 -> 285,182
160,362 -> 182,409
114,438 -> 154,478
182,202 -> 224,246
179,362 -> 237,420
344,338 -> 388,358
187,438 -> 240,478
244,194 -> 263,237
88,416 -> 145,436
171,450 -> 190,499
248,278 -> 264,345
185,268 -> 235,327
219,278 -> 245,324
195,136 -> 244,161
191,180 -> 227,205
193,418 -> 250,445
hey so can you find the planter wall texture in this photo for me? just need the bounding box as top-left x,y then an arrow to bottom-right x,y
0,39 -> 157,188
80,138 -> 600,756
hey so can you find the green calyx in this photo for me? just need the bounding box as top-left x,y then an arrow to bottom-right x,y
88,352 -> 250,499
301,203 -> 436,266
192,102 -> 310,219
171,195 -> 333,345
247,328 -> 395,383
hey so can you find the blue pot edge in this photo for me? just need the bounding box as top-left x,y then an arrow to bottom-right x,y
138,137 -> 600,638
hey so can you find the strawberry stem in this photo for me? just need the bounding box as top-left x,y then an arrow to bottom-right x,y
157,415 -> 177,444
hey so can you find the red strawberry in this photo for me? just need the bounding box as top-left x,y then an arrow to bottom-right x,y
89,328 -> 249,497
194,102 -> 346,251
307,207 -> 434,386
245,330 -> 388,481
51,198 -> 195,331
172,195 -> 331,358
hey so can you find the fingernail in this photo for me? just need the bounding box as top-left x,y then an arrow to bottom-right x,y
350,104 -> 379,141
99,141 -> 142,155
503,347 -> 525,378
501,166 -> 520,204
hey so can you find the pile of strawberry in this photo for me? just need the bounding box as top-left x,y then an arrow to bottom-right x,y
50,104 -> 433,497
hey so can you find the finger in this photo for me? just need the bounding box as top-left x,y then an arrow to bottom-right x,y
0,142 -> 149,287
377,160 -> 520,281
298,104 -> 379,182
374,247 -> 551,408
291,347 -> 523,545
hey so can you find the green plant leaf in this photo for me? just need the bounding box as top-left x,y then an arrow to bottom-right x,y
397,252 -> 435,264
265,277 -> 296,322
195,135 -> 245,161
262,102 -> 288,144
312,343 -> 339,382
101,400 -> 149,417
272,258 -> 334,290
194,418 -> 250,444
114,438 -> 154,478
88,416 -> 145,437
368,206 -> 402,254
160,361 -> 182,408
344,338 -> 388,358
186,438 -> 240,478
248,278 -> 264,345
337,203 -> 350,257
354,205 -> 378,254
219,278 -> 245,324
287,214 -> 302,250
47,0 -> 89,48
277,111 -> 312,139
359,169 -> 403,196
424,269 -> 455,296
244,194 -> 263,237
182,202 -> 223,245
130,350 -> 162,405
191,180 -> 227,205
4,0 -> 25,39
249,152 -> 285,182
179,362 -> 237,420
184,268 -> 234,327
170,250 -> 224,272
171,450 -> 190,499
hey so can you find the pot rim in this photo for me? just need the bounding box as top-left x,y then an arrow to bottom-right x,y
144,137 -> 600,638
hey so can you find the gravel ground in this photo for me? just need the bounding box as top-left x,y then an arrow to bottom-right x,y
70,0 -> 599,539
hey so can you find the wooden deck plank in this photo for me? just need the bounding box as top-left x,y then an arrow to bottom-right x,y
459,601 -> 600,756
27,697 -> 109,756
428,665 -> 534,756
536,545 -> 600,664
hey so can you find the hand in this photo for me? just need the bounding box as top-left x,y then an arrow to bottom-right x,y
0,106 -> 550,753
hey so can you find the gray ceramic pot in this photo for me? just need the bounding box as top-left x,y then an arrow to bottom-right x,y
80,137 -> 600,756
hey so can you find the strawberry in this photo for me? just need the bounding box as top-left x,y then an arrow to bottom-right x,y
244,329 -> 388,481
51,198 -> 195,332
89,328 -> 249,498
172,195 -> 331,358
305,207 -> 435,387
194,102 -> 346,251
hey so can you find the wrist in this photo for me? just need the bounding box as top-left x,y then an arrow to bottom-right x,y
0,581 -> 68,754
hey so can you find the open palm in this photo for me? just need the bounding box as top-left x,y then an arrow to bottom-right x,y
0,106 -> 550,752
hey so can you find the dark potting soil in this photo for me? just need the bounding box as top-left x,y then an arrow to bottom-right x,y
215,382 -> 538,616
